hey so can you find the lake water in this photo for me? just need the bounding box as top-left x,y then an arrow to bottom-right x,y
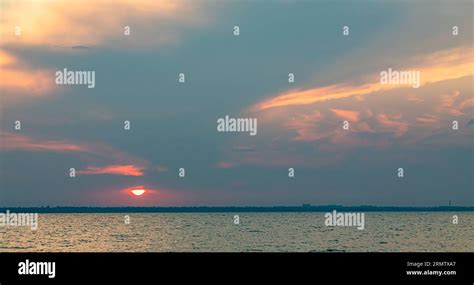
1,212 -> 473,252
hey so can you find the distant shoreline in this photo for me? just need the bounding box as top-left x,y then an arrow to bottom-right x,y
0,206 -> 473,213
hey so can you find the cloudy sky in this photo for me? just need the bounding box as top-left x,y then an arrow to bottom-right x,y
0,0 -> 473,207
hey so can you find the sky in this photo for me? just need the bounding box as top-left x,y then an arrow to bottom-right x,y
0,0 -> 473,207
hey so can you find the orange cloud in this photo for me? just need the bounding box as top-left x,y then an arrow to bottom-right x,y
0,50 -> 16,66
78,164 -> 144,176
253,83 -> 384,111
330,108 -> 359,122
285,111 -> 331,141
441,90 -> 460,108
0,50 -> 54,96
252,46 -> 473,111
377,114 -> 409,136
0,0 -> 210,47
439,90 -> 465,116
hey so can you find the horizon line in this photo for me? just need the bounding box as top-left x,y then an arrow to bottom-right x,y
1,205 -> 473,213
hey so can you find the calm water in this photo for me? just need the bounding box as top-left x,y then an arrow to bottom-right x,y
1,212 -> 473,252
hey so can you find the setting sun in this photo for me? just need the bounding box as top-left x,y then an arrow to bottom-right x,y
131,189 -> 145,196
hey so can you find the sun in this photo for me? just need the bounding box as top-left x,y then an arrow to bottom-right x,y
131,189 -> 146,196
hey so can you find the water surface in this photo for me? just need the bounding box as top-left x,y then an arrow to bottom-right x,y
1,212 -> 473,252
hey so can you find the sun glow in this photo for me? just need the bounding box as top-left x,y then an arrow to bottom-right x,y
131,189 -> 146,196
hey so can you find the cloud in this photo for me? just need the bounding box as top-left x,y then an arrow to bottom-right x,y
376,114 -> 409,136
439,90 -> 465,116
253,83 -> 384,111
416,115 -> 437,124
0,132 -> 147,166
0,49 -> 54,96
330,108 -> 359,122
284,111 -> 330,141
460,98 -> 474,109
441,90 -> 460,108
252,46 -> 473,111
0,132 -> 89,153
237,45 -> 473,163
0,0 -> 212,48
78,164 -> 144,176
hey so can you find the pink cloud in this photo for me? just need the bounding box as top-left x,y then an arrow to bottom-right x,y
0,132 -> 147,167
0,132 -> 88,153
78,164 -> 145,176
